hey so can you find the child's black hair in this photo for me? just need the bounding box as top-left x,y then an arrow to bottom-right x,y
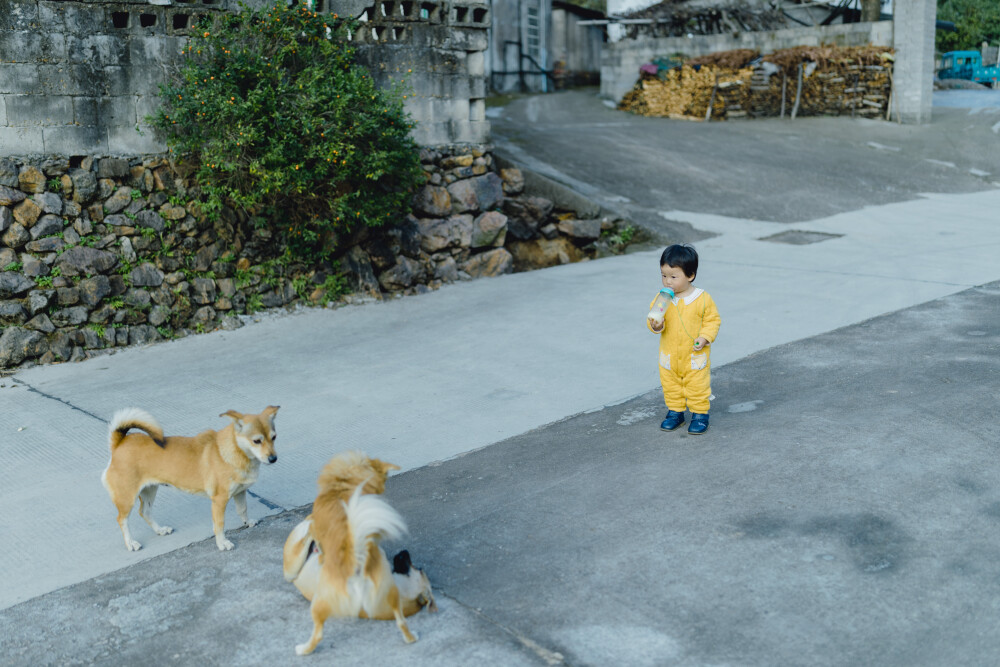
660,244 -> 698,280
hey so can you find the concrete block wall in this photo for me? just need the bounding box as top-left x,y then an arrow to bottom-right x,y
601,20 -> 894,103
0,0 -> 491,158
0,0 -> 227,157
350,0 -> 491,145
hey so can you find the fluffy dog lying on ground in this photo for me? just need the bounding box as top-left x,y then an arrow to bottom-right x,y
101,406 -> 279,551
282,451 -> 436,656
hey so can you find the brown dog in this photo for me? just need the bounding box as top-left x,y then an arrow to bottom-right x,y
101,406 -> 279,551
282,451 -> 436,656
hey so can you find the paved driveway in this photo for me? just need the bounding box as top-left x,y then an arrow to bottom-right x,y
3,91 -> 1000,665
490,89 -> 1000,239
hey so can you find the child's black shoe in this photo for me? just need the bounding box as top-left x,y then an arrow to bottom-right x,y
660,410 -> 685,431
688,413 -> 709,434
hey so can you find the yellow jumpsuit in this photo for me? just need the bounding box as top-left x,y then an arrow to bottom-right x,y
647,288 -> 721,414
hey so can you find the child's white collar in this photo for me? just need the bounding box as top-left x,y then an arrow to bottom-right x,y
671,287 -> 703,305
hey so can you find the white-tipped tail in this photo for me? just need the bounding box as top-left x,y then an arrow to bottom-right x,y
108,407 -> 163,451
343,483 -> 408,572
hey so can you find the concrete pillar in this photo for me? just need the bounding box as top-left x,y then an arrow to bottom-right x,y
892,0 -> 936,124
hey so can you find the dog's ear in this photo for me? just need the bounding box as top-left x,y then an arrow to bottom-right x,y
220,410 -> 244,429
371,458 -> 401,475
263,405 -> 280,419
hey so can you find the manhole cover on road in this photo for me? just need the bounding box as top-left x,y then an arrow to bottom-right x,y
758,230 -> 844,245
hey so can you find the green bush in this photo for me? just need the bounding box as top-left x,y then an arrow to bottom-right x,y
150,1 -> 423,262
937,0 -> 1000,52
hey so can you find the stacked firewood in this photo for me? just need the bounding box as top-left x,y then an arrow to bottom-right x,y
687,49 -> 759,69
619,64 -> 754,120
751,45 -> 894,118
620,45 -> 895,121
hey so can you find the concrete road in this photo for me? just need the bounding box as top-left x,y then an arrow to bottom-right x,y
490,89 -> 1000,239
3,90 -> 1000,665
3,282 -> 999,666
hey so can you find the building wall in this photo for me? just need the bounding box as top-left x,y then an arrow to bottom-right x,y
0,0 -> 490,157
488,0 -> 552,94
601,20 -> 894,103
550,7 -> 603,85
350,0 -> 491,145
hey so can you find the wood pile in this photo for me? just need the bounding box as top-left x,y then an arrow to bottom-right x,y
620,45 -> 895,121
751,45 -> 895,118
687,49 -> 759,69
619,64 -> 753,120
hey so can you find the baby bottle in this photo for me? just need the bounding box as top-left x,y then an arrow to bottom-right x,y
648,287 -> 675,325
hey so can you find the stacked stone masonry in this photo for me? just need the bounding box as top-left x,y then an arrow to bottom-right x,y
0,0 -> 490,154
0,149 -> 630,370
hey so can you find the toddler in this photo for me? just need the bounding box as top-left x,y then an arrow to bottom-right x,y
647,244 -> 721,434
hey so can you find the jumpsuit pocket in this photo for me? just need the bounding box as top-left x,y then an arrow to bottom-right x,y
659,352 -> 671,370
691,353 -> 708,370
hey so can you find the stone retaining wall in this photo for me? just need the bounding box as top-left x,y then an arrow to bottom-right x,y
0,148 -> 630,370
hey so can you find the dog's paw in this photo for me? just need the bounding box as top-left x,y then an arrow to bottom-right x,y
126,539 -> 142,551
155,526 -> 174,536
245,519 -> 258,528
404,630 -> 418,644
216,538 -> 235,551
295,643 -> 313,656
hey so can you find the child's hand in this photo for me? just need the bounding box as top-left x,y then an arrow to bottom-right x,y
648,317 -> 664,332
693,337 -> 709,351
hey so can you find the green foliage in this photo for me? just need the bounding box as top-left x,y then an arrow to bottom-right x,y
108,296 -> 126,310
4,262 -> 22,272
47,178 -> 62,192
149,1 -> 423,263
89,324 -> 106,338
602,224 -> 640,253
319,267 -> 350,301
156,326 -> 174,339
34,275 -> 53,288
245,292 -> 264,313
937,0 -> 1000,52
291,275 -> 311,301
617,225 -> 637,245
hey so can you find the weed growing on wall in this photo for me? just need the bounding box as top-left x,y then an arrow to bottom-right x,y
150,1 -> 423,263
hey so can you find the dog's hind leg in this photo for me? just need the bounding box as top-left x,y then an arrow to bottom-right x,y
389,587 -> 418,643
295,599 -> 331,656
138,485 -> 174,536
233,489 -> 257,528
103,469 -> 142,551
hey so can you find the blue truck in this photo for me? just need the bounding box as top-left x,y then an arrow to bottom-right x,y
938,50 -> 1000,87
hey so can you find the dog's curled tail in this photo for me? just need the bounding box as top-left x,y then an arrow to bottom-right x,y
108,407 -> 165,450
344,483 -> 408,573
